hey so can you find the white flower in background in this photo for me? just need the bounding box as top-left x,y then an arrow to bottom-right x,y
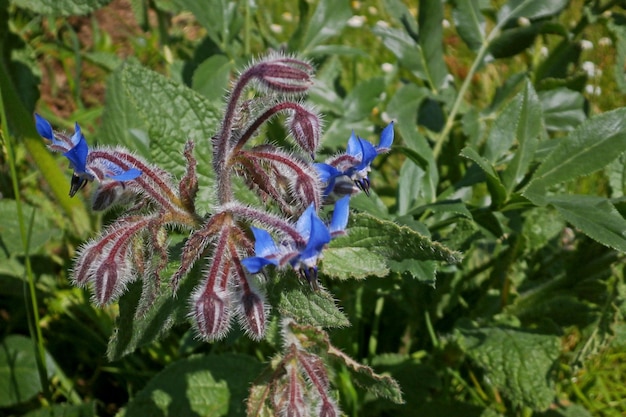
347,15 -> 366,28
381,62 -> 394,73
580,39 -> 594,50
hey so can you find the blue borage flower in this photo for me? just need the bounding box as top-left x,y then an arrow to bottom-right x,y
315,122 -> 394,198
35,114 -> 142,196
242,195 -> 350,287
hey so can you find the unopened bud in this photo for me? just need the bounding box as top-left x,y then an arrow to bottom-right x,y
252,56 -> 313,94
193,287 -> 231,340
289,105 -> 321,156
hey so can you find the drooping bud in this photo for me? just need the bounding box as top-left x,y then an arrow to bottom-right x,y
288,104 -> 321,156
193,285 -> 231,341
251,55 -> 314,94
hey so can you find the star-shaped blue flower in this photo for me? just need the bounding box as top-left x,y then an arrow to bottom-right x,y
242,196 -> 350,286
316,122 -> 394,197
35,114 -> 142,196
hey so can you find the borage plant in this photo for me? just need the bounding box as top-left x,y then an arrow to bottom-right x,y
36,54 -> 459,415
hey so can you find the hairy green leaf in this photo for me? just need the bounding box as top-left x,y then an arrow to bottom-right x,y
99,63 -> 222,208
524,108 -> 626,204
324,212 -> 461,281
457,324 -> 560,411
547,195 -> 626,252
122,354 -> 262,417
272,280 -> 350,328
10,0 -> 112,16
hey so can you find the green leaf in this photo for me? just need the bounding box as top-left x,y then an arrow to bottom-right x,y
418,0 -> 449,90
122,354 -> 263,417
538,88 -> 585,132
460,147 -> 507,207
372,25 -> 423,78
524,108 -> 626,204
268,276 -> 349,328
452,0 -> 486,51
343,77 -> 385,121
397,158 -> 426,215
22,403 -> 97,417
546,195 -> 626,252
0,200 -> 58,256
537,404 -> 593,417
386,84 -> 438,202
500,81 -> 543,194
497,0 -> 569,25
329,349 -> 404,404
0,335 -> 53,407
99,63 -> 222,209
171,0 -> 241,51
456,324 -> 560,411
293,0 -> 351,55
607,153 -> 626,198
10,0 -> 112,16
608,17 -> 626,94
192,55 -> 233,102
324,212 -> 462,281
322,247 -> 388,280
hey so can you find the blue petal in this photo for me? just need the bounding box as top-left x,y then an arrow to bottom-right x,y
108,168 -> 142,181
377,122 -> 394,152
70,122 -> 83,146
329,196 -> 350,235
295,204 -> 317,241
346,131 -> 362,158
250,227 -> 279,258
62,134 -> 89,174
300,210 -> 331,261
35,114 -> 54,141
241,256 -> 277,274
314,163 -> 341,182
315,163 -> 342,196
357,138 -> 378,169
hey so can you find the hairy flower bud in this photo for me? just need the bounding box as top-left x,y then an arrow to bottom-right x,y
251,55 -> 314,94
193,286 -> 231,341
288,104 -> 321,156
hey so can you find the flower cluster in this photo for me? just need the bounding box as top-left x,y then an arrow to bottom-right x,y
36,53 -> 394,343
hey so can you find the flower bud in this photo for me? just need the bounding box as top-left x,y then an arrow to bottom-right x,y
288,105 -> 321,156
193,286 -> 231,341
252,56 -> 314,94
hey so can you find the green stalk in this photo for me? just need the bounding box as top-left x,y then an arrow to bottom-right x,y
433,3 -> 536,160
0,76 -> 51,404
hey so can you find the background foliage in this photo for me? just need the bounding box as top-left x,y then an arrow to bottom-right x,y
2,0 -> 626,416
